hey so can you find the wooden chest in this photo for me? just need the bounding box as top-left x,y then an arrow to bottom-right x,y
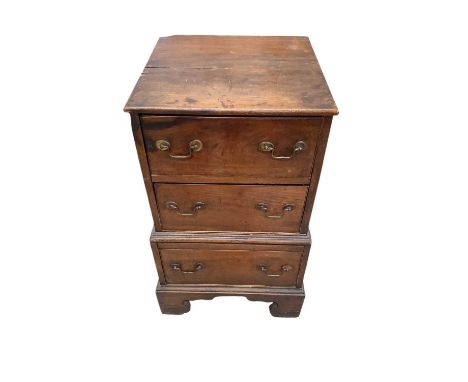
124,35 -> 338,317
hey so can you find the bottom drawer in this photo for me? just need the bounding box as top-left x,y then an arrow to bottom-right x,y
159,246 -> 304,287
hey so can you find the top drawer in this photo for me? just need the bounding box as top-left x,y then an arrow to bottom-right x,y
141,116 -> 323,184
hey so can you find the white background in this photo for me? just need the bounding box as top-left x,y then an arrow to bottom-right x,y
1,1 -> 467,381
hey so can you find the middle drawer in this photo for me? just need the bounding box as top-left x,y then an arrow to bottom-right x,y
154,184 -> 308,233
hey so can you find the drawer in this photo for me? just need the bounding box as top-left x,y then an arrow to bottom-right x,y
142,116 -> 323,184
154,184 -> 308,233
160,247 -> 303,287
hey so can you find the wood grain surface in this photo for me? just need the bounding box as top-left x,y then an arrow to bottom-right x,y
150,228 -> 312,245
124,35 -> 338,116
142,115 -> 322,184
155,183 -> 308,233
160,248 -> 303,287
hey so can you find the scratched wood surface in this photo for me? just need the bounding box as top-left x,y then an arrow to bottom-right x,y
141,115 -> 323,184
124,35 -> 338,116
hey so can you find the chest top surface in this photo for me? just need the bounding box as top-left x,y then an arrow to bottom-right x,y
124,35 -> 337,116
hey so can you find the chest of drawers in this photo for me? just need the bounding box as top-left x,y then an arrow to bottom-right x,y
124,35 -> 338,317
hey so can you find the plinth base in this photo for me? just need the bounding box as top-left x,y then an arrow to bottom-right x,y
156,283 -> 305,317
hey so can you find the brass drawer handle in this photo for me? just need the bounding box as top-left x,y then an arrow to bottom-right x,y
171,262 -> 205,274
255,202 -> 294,219
257,264 -> 293,277
166,201 -> 206,216
258,140 -> 306,160
155,139 -> 203,159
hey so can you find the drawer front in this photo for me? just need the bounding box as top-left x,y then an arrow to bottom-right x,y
142,116 -> 322,184
155,184 -> 308,233
160,247 -> 303,287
